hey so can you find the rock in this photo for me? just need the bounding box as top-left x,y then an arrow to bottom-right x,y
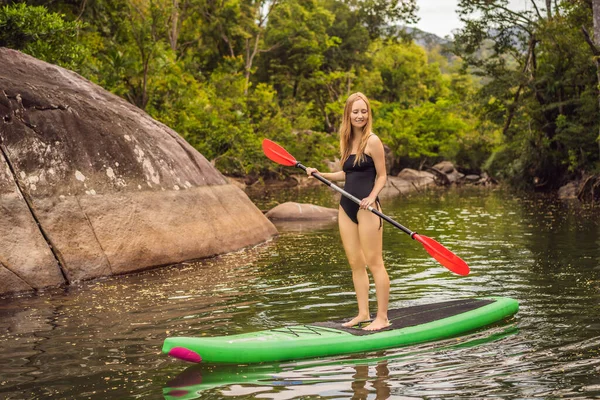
383,144 -> 394,175
433,161 -> 456,174
0,48 -> 277,295
558,181 -> 580,199
325,158 -> 342,173
464,174 -> 481,182
380,169 -> 435,197
227,176 -> 248,190
397,168 -> 435,183
0,150 -> 65,293
380,176 -> 413,197
431,161 -> 464,184
265,202 -> 338,221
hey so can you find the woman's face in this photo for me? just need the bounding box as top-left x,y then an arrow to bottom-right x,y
350,99 -> 368,130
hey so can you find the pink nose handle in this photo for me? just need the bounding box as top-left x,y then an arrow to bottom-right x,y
168,347 -> 202,363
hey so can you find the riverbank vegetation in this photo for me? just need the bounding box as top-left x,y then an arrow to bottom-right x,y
1,0 -> 598,191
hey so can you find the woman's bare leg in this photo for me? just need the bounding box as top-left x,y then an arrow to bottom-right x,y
357,208 -> 389,331
338,207 -> 371,327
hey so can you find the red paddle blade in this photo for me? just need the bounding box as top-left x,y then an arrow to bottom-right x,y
413,234 -> 470,276
262,139 -> 297,167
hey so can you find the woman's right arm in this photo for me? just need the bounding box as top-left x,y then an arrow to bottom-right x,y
306,168 -> 345,182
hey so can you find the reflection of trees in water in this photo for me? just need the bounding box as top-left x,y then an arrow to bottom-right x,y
516,195 -> 600,283
0,303 -> 59,386
0,241 -> 274,397
4,188 -> 600,399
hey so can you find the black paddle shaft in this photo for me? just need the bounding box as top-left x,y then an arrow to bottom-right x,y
296,162 -> 416,238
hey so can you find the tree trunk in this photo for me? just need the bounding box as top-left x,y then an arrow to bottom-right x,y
594,0 -> 600,47
243,1 -> 280,95
244,34 -> 261,96
502,36 -> 537,139
545,0 -> 552,19
593,0 -> 600,158
169,0 -> 180,51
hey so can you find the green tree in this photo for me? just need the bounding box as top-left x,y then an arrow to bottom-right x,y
321,0 -> 371,73
364,40 -> 448,105
2,0 -> 503,181
183,0 -> 282,94
0,3 -> 90,69
376,99 -> 477,170
260,0 -> 336,98
347,0 -> 418,40
455,0 -> 599,188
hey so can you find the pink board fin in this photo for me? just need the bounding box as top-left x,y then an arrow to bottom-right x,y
168,347 -> 202,363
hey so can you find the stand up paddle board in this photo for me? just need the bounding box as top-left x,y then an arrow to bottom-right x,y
162,297 -> 518,364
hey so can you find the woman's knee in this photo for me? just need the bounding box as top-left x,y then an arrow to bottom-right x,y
346,255 -> 367,270
365,258 -> 385,272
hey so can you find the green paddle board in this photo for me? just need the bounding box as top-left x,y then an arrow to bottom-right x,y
162,297 -> 518,364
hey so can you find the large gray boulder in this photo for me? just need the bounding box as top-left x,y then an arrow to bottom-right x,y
0,48 -> 277,295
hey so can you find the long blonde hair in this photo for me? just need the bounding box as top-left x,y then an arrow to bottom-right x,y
339,92 -> 373,166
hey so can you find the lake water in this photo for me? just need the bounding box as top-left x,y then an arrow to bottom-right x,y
1,186 -> 600,399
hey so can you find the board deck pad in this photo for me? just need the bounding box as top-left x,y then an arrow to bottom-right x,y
311,298 -> 495,335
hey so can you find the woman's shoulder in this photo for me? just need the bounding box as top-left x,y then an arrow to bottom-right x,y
367,133 -> 380,141
364,133 -> 384,158
366,133 -> 383,149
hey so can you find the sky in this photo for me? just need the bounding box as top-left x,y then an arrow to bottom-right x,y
411,0 -> 535,38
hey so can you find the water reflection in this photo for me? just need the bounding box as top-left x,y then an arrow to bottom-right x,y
1,187 -> 600,399
270,218 -> 338,233
350,363 -> 390,400
162,325 -> 520,399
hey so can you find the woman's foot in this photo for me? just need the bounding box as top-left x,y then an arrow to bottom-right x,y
342,315 -> 371,328
362,317 -> 390,331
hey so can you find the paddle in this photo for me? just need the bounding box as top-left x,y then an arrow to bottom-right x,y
262,139 -> 470,276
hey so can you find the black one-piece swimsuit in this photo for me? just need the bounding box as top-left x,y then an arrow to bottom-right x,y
340,154 -> 380,225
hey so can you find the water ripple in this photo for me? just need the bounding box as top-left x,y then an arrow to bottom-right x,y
1,187 -> 600,399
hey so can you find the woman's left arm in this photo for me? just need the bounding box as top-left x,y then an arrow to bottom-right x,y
360,135 -> 387,209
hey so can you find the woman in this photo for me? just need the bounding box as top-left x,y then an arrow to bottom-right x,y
306,92 -> 390,331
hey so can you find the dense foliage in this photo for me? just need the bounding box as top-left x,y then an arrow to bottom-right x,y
1,0 -> 598,189
0,3 -> 89,69
454,0 -> 599,189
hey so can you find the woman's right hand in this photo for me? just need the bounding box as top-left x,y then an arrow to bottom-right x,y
306,167 -> 319,177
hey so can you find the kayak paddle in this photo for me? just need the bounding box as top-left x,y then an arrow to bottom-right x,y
262,138 -> 470,276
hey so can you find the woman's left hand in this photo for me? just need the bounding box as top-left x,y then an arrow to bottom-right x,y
360,195 -> 377,210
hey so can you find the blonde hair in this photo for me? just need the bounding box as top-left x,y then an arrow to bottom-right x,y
339,92 -> 373,166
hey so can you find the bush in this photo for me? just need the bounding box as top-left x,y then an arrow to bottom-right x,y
0,3 -> 89,69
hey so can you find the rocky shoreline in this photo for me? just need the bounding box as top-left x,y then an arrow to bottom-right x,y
0,48 -> 277,296
250,159 -> 595,225
249,160 -> 497,223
